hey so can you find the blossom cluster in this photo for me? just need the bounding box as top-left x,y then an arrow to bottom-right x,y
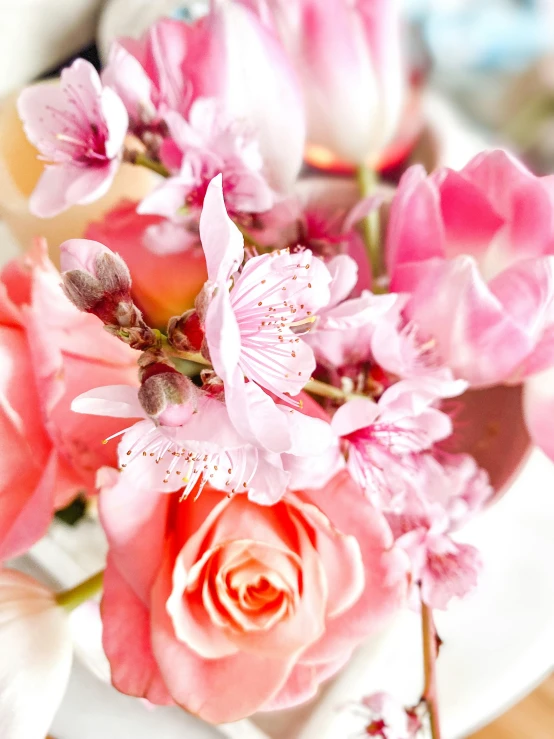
2,0 -> 554,736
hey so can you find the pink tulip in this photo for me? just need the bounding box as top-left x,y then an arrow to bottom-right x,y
387,150 -> 554,461
0,568 -> 72,739
85,200 -> 208,327
0,241 -> 138,560
243,0 -> 405,166
100,470 -> 405,723
17,59 -> 128,217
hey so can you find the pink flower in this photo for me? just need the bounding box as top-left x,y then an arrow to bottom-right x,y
387,150 -> 554,460
138,99 -> 274,229
358,692 -> 422,739
104,8 -> 305,192
383,451 -> 491,610
85,200 -> 208,327
0,568 -> 72,739
73,378 -> 335,505
100,470 -> 405,723
395,525 -> 482,611
102,18 -> 194,131
17,59 -> 128,217
331,378 -> 466,505
243,0 -> 405,166
200,175 -> 335,450
0,241 -> 138,560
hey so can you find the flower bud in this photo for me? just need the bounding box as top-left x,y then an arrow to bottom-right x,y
167,309 -> 205,353
138,368 -> 198,426
61,239 -> 132,323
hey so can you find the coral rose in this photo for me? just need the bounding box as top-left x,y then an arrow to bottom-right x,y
100,471 -> 405,723
0,241 -> 138,560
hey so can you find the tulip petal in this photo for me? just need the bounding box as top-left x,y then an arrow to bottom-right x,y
397,256 -> 534,385
386,165 -> 445,275
0,570 -> 73,739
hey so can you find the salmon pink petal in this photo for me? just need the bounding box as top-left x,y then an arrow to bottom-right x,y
300,472 -> 405,665
99,469 -> 171,601
150,555 -> 295,724
102,560 -> 174,705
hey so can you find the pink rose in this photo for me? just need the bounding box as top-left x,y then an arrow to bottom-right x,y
85,200 -> 208,327
101,471 -> 405,723
0,241 -> 138,560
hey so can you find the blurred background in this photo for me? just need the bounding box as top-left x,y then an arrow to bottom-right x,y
2,1 -> 553,737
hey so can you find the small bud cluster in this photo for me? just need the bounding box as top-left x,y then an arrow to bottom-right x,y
61,241 -> 158,351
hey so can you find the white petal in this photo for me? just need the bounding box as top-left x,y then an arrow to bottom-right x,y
71,385 -> 143,418
0,569 -> 72,739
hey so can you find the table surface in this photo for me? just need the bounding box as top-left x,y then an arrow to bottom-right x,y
470,674 -> 554,739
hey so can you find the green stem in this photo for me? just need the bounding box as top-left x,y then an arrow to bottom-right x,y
356,163 -> 384,293
421,601 -> 442,739
55,571 -> 104,612
163,346 -> 358,402
128,150 -> 170,178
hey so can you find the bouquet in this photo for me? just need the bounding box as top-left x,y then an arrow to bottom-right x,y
2,2 -> 553,738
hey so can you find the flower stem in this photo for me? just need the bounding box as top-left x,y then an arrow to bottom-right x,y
55,571 -> 104,612
421,601 -> 442,739
126,149 -> 170,178
356,163 -> 384,293
163,346 -> 358,402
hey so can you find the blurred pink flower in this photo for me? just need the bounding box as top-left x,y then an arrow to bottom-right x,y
0,568 -> 72,739
100,470 -> 405,723
0,241 -> 138,559
242,0 -> 405,166
383,450 -> 491,609
85,200 -> 208,327
103,7 -> 305,193
387,150 -> 554,461
102,18 -> 194,131
359,691 -> 422,738
18,59 -> 128,217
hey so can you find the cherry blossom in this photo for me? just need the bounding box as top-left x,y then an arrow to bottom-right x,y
17,59 -> 128,217
72,379 -> 334,505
